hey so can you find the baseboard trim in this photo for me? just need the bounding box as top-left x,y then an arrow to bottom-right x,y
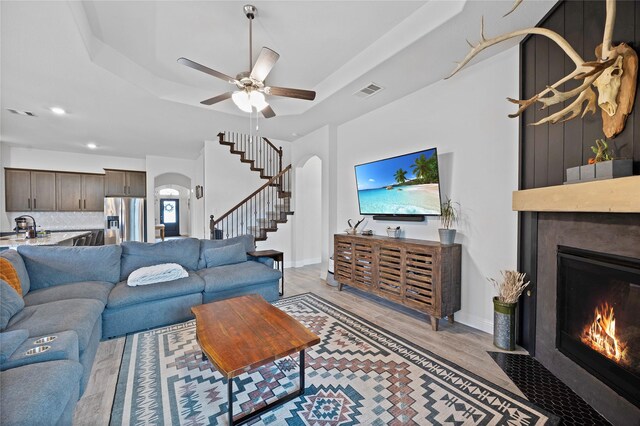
454,311 -> 493,334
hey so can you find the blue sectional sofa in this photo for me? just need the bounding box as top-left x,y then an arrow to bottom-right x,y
0,235 -> 280,425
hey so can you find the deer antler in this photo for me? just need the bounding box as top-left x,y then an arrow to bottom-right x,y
447,0 -> 620,125
503,0 -> 524,17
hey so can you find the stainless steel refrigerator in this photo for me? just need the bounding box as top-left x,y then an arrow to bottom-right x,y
104,197 -> 146,244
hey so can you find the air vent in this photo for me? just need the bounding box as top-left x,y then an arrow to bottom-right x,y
7,108 -> 36,117
354,82 -> 383,98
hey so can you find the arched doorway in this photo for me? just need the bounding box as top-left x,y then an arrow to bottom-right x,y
154,173 -> 192,240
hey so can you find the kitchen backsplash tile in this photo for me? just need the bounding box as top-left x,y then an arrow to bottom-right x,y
7,212 -> 103,231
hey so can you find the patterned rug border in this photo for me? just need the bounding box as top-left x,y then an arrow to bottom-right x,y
110,292 -> 561,425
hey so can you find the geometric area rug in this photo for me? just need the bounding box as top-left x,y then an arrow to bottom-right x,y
110,293 -> 560,425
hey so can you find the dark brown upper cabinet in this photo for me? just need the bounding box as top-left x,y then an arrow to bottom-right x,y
104,169 -> 146,197
56,173 -> 104,211
5,169 -> 56,211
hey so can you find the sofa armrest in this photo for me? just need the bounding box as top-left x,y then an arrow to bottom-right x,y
247,256 -> 275,268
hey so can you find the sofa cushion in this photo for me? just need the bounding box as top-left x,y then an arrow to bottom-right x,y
120,238 -> 200,280
0,249 -> 30,295
0,329 -> 28,363
0,360 -> 82,426
23,281 -> 114,307
108,271 -> 205,309
197,235 -> 255,269
197,261 -> 281,293
0,280 -> 24,331
6,298 -> 103,351
204,243 -> 247,268
18,245 -> 122,289
0,258 -> 22,296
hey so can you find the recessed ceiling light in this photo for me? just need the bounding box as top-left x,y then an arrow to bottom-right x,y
50,107 -> 66,115
86,143 -> 97,149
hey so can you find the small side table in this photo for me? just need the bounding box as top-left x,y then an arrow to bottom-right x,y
248,250 -> 284,296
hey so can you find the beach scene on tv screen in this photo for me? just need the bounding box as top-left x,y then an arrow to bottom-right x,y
356,149 -> 441,215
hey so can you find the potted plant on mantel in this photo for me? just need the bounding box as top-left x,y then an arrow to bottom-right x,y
438,198 -> 459,245
488,270 -> 530,351
568,138 -> 633,183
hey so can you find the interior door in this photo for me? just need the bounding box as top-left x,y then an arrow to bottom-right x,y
160,198 -> 180,237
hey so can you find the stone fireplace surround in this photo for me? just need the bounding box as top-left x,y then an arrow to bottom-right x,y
536,212 -> 640,425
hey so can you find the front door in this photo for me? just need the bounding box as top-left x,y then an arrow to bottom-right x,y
160,198 -> 180,237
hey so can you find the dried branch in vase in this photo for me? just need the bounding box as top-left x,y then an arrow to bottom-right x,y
488,270 -> 530,304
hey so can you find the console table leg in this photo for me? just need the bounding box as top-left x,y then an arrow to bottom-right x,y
430,316 -> 438,331
448,314 -> 455,324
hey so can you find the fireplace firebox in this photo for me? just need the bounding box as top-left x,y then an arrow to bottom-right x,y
557,246 -> 640,408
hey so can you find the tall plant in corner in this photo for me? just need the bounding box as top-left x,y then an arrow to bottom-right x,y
438,198 -> 458,245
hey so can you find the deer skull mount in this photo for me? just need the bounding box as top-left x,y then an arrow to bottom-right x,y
447,0 -> 638,139
594,55 -> 624,117
594,43 -> 638,138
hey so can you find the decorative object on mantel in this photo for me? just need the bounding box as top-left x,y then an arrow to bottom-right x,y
447,0 -> 638,138
566,138 -> 633,183
345,218 -> 364,235
489,270 -> 530,351
438,198 -> 458,245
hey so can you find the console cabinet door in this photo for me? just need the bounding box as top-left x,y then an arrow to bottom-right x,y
104,170 -> 127,196
126,172 -> 146,197
56,173 -> 83,211
5,169 -> 32,211
30,171 -> 56,211
82,174 -> 104,211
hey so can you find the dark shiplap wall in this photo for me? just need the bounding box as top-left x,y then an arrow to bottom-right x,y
521,0 -> 640,189
518,0 -> 640,353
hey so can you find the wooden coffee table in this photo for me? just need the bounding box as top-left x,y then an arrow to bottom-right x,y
191,295 -> 320,425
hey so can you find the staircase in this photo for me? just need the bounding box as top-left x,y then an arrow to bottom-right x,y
210,132 -> 293,242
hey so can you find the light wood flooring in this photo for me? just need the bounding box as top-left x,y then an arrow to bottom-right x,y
73,263 -> 526,425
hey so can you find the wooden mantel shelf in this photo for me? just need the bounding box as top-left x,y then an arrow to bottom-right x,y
512,175 -> 640,213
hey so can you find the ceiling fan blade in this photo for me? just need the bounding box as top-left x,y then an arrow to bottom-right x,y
265,86 -> 316,101
177,57 -> 237,84
250,47 -> 280,82
200,92 -> 233,106
261,105 -> 276,119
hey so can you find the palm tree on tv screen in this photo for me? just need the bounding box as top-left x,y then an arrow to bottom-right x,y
411,154 -> 439,184
394,168 -> 408,184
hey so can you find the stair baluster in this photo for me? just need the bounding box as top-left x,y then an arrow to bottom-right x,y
210,165 -> 292,241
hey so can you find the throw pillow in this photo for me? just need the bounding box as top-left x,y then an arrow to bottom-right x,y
127,263 -> 189,287
0,258 -> 21,296
0,329 -> 28,363
0,279 -> 25,331
204,243 -> 247,268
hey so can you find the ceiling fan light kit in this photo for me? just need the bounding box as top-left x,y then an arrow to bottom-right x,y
178,4 -> 316,118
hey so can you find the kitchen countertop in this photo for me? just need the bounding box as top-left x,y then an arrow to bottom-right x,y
0,231 -> 91,249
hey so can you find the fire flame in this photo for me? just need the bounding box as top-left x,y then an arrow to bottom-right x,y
581,302 -> 627,364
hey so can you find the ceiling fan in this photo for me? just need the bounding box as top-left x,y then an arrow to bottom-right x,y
177,4 -> 316,118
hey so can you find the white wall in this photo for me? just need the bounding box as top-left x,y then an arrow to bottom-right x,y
335,46 -> 520,333
291,125 -> 338,276
293,156 -> 322,266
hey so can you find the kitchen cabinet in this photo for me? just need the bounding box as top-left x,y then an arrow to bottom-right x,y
83,174 -> 105,210
56,173 -> 104,211
105,170 -> 146,197
5,169 -> 32,211
5,169 -> 56,211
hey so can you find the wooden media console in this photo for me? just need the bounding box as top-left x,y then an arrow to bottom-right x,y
334,234 -> 461,331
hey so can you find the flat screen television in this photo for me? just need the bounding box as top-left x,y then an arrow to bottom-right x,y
354,148 -> 442,216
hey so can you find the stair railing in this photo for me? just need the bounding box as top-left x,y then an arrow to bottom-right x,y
210,165 -> 292,240
218,132 -> 283,179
